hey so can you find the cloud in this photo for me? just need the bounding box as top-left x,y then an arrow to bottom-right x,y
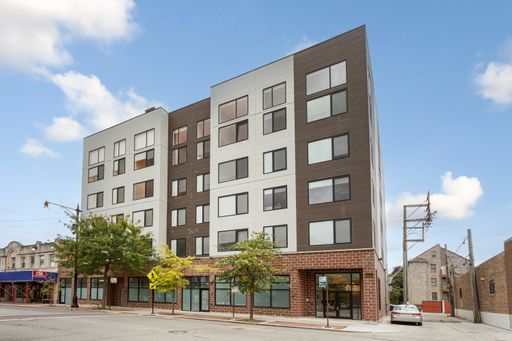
386,172 -> 484,229
44,116 -> 88,142
0,0 -> 136,73
19,138 -> 59,158
290,36 -> 316,54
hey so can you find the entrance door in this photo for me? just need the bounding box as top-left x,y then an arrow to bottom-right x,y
315,273 -> 361,320
327,291 -> 351,318
182,276 -> 209,312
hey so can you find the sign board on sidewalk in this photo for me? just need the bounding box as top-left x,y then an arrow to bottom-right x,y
319,276 -> 328,288
110,277 -> 117,284
149,282 -> 157,289
147,270 -> 158,282
32,271 -> 46,279
231,286 -> 239,293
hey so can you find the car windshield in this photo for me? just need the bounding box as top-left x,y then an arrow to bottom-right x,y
394,305 -> 419,312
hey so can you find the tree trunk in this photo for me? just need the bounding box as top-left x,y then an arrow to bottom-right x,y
102,264 -> 109,309
249,292 -> 254,320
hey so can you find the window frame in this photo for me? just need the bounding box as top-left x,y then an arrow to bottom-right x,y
171,178 -> 187,197
195,204 -> 210,224
263,225 -> 288,248
88,164 -> 105,183
305,60 -> 347,96
307,175 -> 351,205
113,139 -> 126,158
196,140 -> 210,160
263,186 -> 288,211
263,108 -> 287,135
218,157 -> 248,183
172,126 -> 188,146
217,229 -> 249,252
262,82 -> 286,110
263,148 -> 287,174
128,277 -> 149,302
489,279 -> 495,295
113,157 -> 126,176
88,146 -> 105,166
307,133 -> 349,165
134,149 -> 155,170
217,192 -> 249,217
218,95 -> 248,124
196,173 -> 210,192
90,278 -> 104,301
196,118 -> 211,139
112,186 -> 125,205
195,236 -> 210,256
306,89 -> 348,123
253,275 -> 290,309
218,120 -> 248,147
87,192 -> 104,209
171,146 -> 187,166
170,238 -> 186,257
214,276 -> 247,307
308,218 -> 352,246
132,209 -> 153,227
171,208 -> 187,227
133,179 -> 154,200
134,129 -> 155,151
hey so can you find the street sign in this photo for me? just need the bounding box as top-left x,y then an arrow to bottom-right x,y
147,270 -> 158,282
110,277 -> 117,284
32,271 -> 46,279
231,286 -> 239,293
319,276 -> 327,288
149,282 -> 157,289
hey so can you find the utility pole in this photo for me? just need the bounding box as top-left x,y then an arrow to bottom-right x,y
444,244 -> 455,317
467,228 -> 481,323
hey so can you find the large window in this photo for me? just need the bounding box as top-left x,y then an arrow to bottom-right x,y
307,134 -> 348,165
90,278 -> 104,300
218,229 -> 248,252
134,149 -> 154,170
263,186 -> 287,211
431,278 -> 437,287
196,173 -> 210,192
196,204 -> 210,224
170,239 -> 186,257
134,129 -> 155,150
171,178 -> 187,197
112,214 -> 124,223
113,139 -> 126,157
76,278 -> 87,299
88,146 -> 105,165
112,186 -> 125,204
113,158 -> 125,176
133,180 -> 154,200
87,192 -> 103,209
430,264 -> 436,273
263,225 -> 287,248
263,148 -> 286,174
172,126 -> 187,146
88,165 -> 104,182
218,157 -> 248,183
219,96 -> 248,124
197,118 -> 210,139
128,277 -> 149,302
171,208 -> 187,227
155,290 -> 177,303
307,90 -> 347,122
195,236 -> 209,256
197,140 -> 210,160
132,209 -> 153,227
489,279 -> 496,295
218,193 -> 248,217
215,277 -> 246,306
308,176 -> 350,205
263,82 -> 286,109
254,276 -> 290,308
171,147 -> 187,166
306,61 -> 346,95
263,108 -> 286,135
218,120 -> 248,147
309,219 -> 351,245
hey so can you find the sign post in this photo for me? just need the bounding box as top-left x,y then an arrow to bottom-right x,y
319,276 -> 330,328
231,286 -> 239,318
147,270 -> 159,315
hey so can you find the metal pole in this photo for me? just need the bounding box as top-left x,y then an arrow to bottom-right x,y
402,205 -> 408,304
468,229 -> 481,323
325,284 -> 330,328
151,289 -> 155,315
444,244 -> 455,317
71,205 -> 80,308
232,292 -> 235,318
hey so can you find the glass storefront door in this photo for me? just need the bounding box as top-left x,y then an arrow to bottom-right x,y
59,278 -> 71,305
315,273 -> 361,320
182,276 -> 209,312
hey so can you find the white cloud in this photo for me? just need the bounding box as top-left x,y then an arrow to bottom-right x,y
44,116 -> 88,142
386,172 -> 484,229
0,0 -> 136,73
19,138 -> 59,158
290,36 -> 316,54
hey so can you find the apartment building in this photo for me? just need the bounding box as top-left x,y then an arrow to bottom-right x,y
72,25 -> 386,321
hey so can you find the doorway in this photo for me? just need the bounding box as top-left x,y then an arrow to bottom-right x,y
182,276 -> 209,312
315,273 -> 361,319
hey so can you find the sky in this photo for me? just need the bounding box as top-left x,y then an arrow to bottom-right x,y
0,0 -> 511,269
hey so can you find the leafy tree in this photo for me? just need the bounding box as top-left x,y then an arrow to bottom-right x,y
215,232 -> 279,320
389,267 -> 403,305
40,279 -> 55,303
55,215 -> 154,309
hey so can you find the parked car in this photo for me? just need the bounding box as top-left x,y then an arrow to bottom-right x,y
390,304 -> 423,326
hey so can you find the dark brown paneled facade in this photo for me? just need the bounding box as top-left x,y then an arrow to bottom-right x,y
293,26 -> 373,252
167,98 -> 210,256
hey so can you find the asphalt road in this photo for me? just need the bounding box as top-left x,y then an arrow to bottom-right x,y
0,305 -> 511,341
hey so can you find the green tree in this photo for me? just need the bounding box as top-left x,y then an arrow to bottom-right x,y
215,232 -> 279,320
40,279 -> 55,303
55,215 -> 154,309
389,268 -> 403,305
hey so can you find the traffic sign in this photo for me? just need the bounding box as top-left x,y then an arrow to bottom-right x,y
147,270 -> 159,282
319,276 -> 327,288
149,282 -> 157,289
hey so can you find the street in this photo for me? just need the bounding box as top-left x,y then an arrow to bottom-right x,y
0,305 -> 511,341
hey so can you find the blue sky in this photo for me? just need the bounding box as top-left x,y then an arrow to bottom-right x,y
0,1 -> 511,268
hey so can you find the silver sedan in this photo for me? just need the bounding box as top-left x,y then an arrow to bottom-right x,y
390,304 -> 423,326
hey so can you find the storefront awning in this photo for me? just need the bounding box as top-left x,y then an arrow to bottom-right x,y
0,271 -> 58,282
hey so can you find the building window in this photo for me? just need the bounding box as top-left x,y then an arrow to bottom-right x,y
197,118 -> 211,139
195,236 -> 209,256
171,178 -> 187,197
155,290 -> 177,303
263,82 -> 286,110
219,96 -> 248,124
218,157 -> 248,183
218,193 -> 248,217
113,158 -> 126,176
170,239 -> 186,257
309,219 -> 351,245
307,134 -> 348,165
132,209 -> 153,227
133,180 -> 154,200
88,146 -> 105,165
30,256 -> 35,267
263,186 -> 287,211
459,288 -> 462,298
218,120 -> 248,147
263,108 -> 286,135
113,139 -> 126,157
134,149 -> 155,170
171,147 -> 187,166
196,204 -> 210,224
128,277 -> 149,302
306,61 -> 346,96
21,257 -> 26,268
87,192 -> 104,209
432,292 -> 438,301
307,90 -> 347,123
112,214 -> 124,223
197,140 -> 210,160
218,229 -> 248,252
112,187 -> 125,204
308,176 -> 350,205
430,264 -> 436,273
196,173 -> 210,192
50,255 -> 56,268
489,279 -> 495,295
134,129 -> 155,151
263,225 -> 287,248
431,278 -> 437,287
431,252 -> 437,258
171,208 -> 187,227
263,148 -> 286,174
88,165 -> 104,183
90,278 -> 104,300
172,126 -> 187,146
39,255 -> 45,267
215,277 -> 246,306
76,278 -> 87,299
254,276 -> 290,308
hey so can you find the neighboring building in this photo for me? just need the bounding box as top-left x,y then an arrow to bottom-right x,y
68,25 -> 387,321
0,241 -> 58,303
454,237 -> 512,330
407,244 -> 469,306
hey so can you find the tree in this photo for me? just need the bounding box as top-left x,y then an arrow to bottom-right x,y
215,232 -> 279,320
40,279 -> 55,303
55,215 -> 154,309
389,267 -> 403,305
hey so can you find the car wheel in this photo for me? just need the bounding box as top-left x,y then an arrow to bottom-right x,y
417,322 -> 422,326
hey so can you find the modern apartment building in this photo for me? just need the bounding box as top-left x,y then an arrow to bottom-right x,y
73,25 -> 386,321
